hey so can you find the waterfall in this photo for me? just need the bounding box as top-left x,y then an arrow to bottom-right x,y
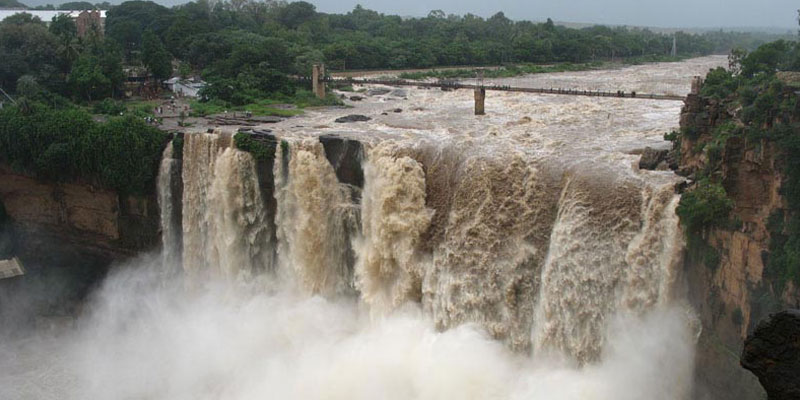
165,131 -> 687,360
180,132 -> 271,277
157,139 -> 182,270
531,173 -> 684,361
273,138 -> 358,295
354,142 -> 433,314
420,150 -> 557,351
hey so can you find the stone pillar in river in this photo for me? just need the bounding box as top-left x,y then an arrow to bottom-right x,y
312,64 -> 326,99
474,87 -> 485,115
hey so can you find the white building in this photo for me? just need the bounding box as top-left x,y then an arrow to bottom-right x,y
164,77 -> 206,98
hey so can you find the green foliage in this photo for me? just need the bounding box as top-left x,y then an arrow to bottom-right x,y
171,136 -> 183,159
700,67 -> 737,99
686,232 -> 721,271
688,40 -> 800,294
49,14 -> 76,39
141,30 -> 172,80
0,0 -> 27,7
740,40 -> 800,78
92,98 -> 125,115
233,132 -> 275,162
0,16 -> 61,92
677,179 -> 734,235
766,212 -> 800,292
58,1 -> 95,10
105,0 -> 172,60
0,104 -> 166,194
189,90 -> 338,117
280,139 -> 289,154
68,53 -> 112,101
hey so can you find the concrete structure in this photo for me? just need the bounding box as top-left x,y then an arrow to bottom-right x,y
164,77 -> 206,98
74,10 -> 103,37
0,9 -> 106,37
474,87 -> 486,115
312,64 -> 326,99
0,257 -> 24,280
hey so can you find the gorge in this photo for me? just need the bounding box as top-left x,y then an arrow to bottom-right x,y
0,56 -> 794,399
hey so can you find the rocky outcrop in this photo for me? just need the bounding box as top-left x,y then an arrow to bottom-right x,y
638,147 -> 670,170
0,165 -> 161,267
741,310 -> 800,400
335,114 -> 372,123
675,86 -> 799,400
318,134 -> 364,193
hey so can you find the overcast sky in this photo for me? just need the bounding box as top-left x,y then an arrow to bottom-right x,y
308,0 -> 798,30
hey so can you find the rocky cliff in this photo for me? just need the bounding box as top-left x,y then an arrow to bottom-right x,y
0,164 -> 161,263
675,85 -> 800,399
0,165 -> 161,327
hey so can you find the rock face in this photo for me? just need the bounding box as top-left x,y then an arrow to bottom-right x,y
0,165 -> 161,266
335,114 -> 372,123
318,134 -> 364,201
638,147 -> 670,170
741,310 -> 800,400
675,84 -> 799,400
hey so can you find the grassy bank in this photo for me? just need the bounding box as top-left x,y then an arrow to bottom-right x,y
189,90 -> 342,118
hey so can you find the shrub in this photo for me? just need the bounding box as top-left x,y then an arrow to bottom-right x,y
0,104 -> 166,194
233,132 -> 276,162
700,67 -> 738,100
172,136 -> 183,160
92,98 -> 126,115
677,179 -> 734,234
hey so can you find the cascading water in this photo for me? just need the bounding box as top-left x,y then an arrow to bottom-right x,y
181,133 -> 272,276
355,142 -> 433,314
1,57 -> 729,400
531,171 -> 684,361
157,140 -> 182,270
273,138 -> 358,295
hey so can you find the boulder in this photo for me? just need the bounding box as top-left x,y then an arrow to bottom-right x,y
366,88 -> 391,96
741,310 -> 800,400
335,115 -> 372,123
389,89 -> 407,98
638,147 -> 670,170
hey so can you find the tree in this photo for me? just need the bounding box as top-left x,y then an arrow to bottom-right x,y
0,19 -> 60,93
68,53 -> 111,101
58,1 -> 94,10
141,30 -> 172,80
105,0 -> 174,59
276,1 -> 316,29
0,0 -> 28,8
49,14 -> 77,39
1,13 -> 44,26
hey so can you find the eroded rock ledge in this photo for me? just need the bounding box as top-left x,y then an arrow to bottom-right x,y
741,310 -> 800,400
